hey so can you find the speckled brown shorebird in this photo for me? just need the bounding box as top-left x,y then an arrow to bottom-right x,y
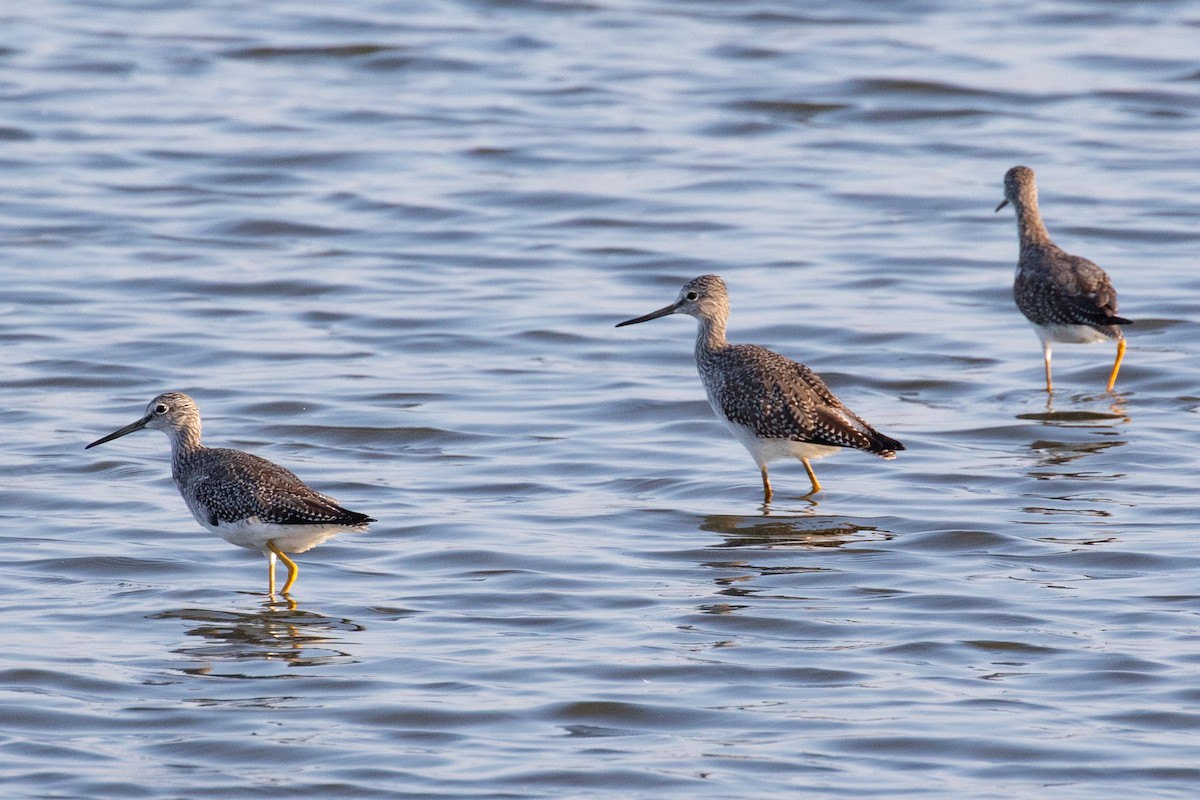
86,392 -> 374,596
997,165 -> 1130,393
616,275 -> 904,502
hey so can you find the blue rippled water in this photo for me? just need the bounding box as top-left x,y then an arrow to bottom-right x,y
3,0 -> 1200,797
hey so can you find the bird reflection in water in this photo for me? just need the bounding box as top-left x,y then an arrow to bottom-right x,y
693,514 -> 892,615
1019,389 -> 1129,425
1016,393 -> 1129,473
701,514 -> 885,548
1015,394 -> 1130,521
148,604 -> 366,675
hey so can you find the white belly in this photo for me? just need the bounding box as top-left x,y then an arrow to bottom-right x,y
193,512 -> 355,554
721,418 -> 841,467
1034,322 -> 1112,345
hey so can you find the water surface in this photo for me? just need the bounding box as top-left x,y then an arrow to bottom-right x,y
3,1 -> 1200,797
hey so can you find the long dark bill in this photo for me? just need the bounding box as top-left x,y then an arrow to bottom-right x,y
615,303 -> 679,328
85,414 -> 151,449
994,199 -> 1010,212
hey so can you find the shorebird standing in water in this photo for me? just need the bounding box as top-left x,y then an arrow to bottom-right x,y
86,392 -> 375,596
616,275 -> 904,502
997,165 -> 1130,393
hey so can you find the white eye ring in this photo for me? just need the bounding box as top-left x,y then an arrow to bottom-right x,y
685,291 -> 698,301
155,404 -> 169,414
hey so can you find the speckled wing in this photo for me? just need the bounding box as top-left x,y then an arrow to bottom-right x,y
180,448 -> 373,527
1018,245 -> 1128,328
707,345 -> 904,456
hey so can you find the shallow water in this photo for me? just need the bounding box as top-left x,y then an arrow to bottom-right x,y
3,0 -> 1200,797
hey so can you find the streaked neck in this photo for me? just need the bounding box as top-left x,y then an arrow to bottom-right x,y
1015,196 -> 1052,247
694,313 -> 728,357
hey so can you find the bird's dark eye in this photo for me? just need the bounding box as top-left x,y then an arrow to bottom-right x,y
685,291 -> 698,301
155,404 -> 168,414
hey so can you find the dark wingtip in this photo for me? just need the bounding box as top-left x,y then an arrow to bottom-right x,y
873,435 -> 906,458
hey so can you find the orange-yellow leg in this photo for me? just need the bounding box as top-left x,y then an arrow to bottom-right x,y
267,540 -> 299,595
801,458 -> 822,494
1106,338 -> 1126,392
760,464 -> 773,504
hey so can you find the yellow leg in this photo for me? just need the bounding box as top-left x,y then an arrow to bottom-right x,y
267,541 -> 299,595
760,464 -> 773,504
1042,341 -> 1054,393
1106,338 -> 1126,392
802,458 -> 822,494
266,549 -> 276,596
